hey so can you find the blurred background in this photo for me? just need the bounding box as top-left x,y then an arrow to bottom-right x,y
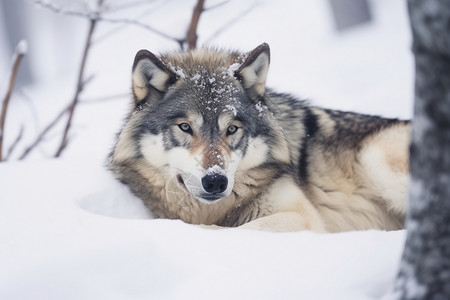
0,0 -> 413,163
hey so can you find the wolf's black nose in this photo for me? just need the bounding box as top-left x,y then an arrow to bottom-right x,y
202,173 -> 228,194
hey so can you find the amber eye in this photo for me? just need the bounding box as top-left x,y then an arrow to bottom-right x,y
178,123 -> 193,135
226,125 -> 238,136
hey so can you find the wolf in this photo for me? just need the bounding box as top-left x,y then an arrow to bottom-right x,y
107,43 -> 410,232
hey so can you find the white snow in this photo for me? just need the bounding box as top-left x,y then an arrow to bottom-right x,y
15,39 -> 28,55
227,62 -> 241,77
0,0 -> 413,299
191,73 -> 201,82
255,101 -> 268,117
205,164 -> 224,175
225,104 -> 238,116
0,160 -> 406,300
167,62 -> 187,79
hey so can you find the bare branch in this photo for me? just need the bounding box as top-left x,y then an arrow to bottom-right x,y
101,0 -> 154,13
204,1 -> 261,45
79,93 -> 129,104
204,0 -> 231,12
54,16 -> 98,157
19,103 -> 70,160
93,4 -> 158,45
30,0 -> 183,47
5,125 -> 24,161
0,40 -> 27,162
19,88 -> 127,160
29,0 -> 99,19
97,16 -> 184,46
82,73 -> 96,87
186,0 -> 205,50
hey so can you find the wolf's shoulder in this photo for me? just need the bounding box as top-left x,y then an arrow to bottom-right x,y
265,90 -> 409,149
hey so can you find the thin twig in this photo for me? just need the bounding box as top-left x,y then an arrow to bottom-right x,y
79,93 -> 129,104
30,0 -> 183,47
101,0 -> 153,13
204,0 -> 261,45
82,73 -> 96,87
30,0 -> 100,19
186,0 -> 205,50
93,4 -> 158,45
19,103 -> 71,160
17,78 -> 100,160
99,16 -> 184,46
204,0 -> 231,12
0,40 -> 27,162
54,12 -> 99,157
5,125 -> 24,161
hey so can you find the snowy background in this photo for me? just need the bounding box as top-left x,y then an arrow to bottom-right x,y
0,0 -> 413,299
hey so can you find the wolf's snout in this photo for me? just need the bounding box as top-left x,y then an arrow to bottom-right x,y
202,174 -> 228,194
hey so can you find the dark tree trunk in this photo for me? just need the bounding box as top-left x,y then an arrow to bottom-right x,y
393,0 -> 450,299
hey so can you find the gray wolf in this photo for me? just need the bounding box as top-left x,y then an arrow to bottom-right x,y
107,43 -> 410,232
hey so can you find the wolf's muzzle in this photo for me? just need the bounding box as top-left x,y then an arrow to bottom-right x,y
201,173 -> 228,195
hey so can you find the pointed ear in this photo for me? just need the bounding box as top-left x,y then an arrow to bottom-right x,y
132,50 -> 177,108
237,43 -> 270,98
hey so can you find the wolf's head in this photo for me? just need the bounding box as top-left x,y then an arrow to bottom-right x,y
113,44 -> 279,204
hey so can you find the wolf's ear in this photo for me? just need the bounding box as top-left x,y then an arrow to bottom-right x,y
132,50 -> 177,107
236,43 -> 270,98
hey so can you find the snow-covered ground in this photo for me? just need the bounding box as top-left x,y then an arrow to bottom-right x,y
1,0 -> 413,299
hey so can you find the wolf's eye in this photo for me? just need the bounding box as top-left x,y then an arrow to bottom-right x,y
226,125 -> 238,136
178,123 -> 193,135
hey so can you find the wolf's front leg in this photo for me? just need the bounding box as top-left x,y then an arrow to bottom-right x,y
197,212 -> 325,232
238,211 -> 326,232
238,177 -> 327,232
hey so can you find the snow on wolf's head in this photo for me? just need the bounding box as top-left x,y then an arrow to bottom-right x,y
113,44 -> 272,204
